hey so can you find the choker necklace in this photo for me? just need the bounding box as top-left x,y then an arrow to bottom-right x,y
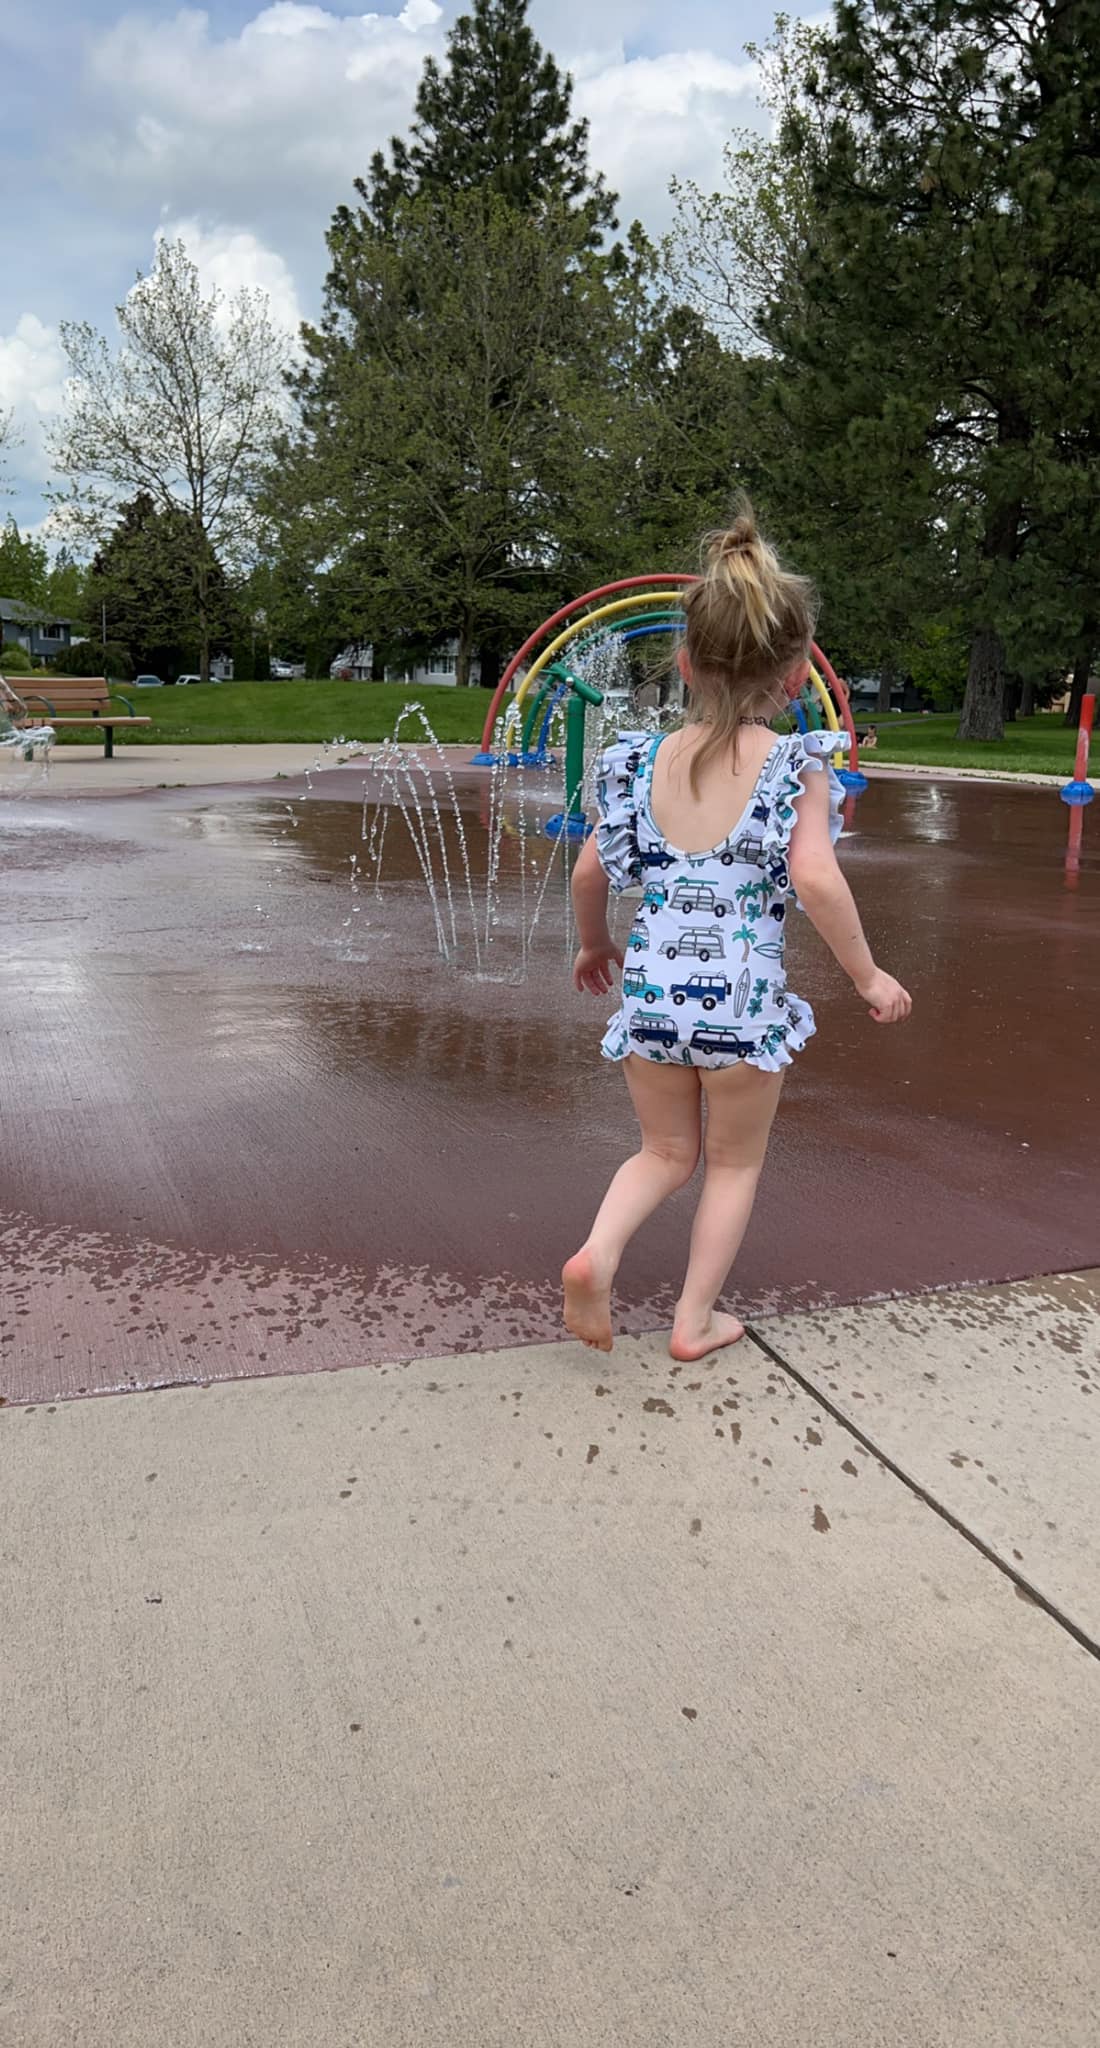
738,716 -> 774,728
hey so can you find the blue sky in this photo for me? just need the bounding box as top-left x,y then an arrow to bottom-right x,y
0,0 -> 780,531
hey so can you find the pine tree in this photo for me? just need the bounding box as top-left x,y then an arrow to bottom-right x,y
291,190 -> 623,685
674,6 -> 1100,736
285,0 -> 634,679
361,0 -> 615,236
86,493 -> 234,676
788,0 -> 1100,737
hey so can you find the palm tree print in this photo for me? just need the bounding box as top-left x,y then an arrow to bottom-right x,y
735,880 -> 771,922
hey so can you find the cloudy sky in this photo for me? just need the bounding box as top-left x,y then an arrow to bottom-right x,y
0,0 -> 780,532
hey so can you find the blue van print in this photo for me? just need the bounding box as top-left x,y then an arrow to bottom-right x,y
629,1011 -> 679,1050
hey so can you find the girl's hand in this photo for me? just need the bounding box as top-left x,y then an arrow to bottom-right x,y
856,967 -> 912,1024
573,942 -> 624,996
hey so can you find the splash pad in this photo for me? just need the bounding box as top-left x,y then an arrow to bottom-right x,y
278,578 -> 866,979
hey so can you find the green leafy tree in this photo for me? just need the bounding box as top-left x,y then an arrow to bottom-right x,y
0,516 -> 49,605
44,546 -> 89,625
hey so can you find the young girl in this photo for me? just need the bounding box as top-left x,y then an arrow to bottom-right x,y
563,507 -> 911,1358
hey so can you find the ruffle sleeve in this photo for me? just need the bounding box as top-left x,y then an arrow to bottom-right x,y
593,730 -> 650,892
760,730 -> 850,871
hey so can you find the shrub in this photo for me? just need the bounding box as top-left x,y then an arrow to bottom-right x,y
0,639 -> 33,673
58,639 -> 133,681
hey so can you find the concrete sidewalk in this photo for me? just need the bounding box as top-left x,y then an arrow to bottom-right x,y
3,1280 -> 1098,2046
8,741 -> 477,797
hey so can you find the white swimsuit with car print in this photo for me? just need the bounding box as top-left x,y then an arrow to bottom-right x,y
595,727 -> 848,1072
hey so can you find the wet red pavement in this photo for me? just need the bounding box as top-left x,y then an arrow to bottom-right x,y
2,764 -> 1097,1402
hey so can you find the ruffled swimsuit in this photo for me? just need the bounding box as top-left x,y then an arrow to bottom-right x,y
595,728 -> 848,1073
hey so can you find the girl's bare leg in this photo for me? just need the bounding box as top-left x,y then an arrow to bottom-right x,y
563,1056 -> 701,1351
670,1063 -> 784,1361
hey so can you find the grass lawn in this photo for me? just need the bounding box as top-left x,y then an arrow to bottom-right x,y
859,711 -> 1077,776
42,677 -> 1080,775
50,679 -> 497,747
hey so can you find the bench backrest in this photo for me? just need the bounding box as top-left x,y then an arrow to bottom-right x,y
7,677 -> 111,718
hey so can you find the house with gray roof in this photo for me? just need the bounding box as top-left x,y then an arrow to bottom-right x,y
0,599 -> 73,662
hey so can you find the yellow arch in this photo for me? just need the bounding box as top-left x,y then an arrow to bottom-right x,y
513,592 -> 685,712
807,662 -> 839,731
808,662 -> 845,767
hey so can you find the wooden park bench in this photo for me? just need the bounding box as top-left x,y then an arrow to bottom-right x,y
9,677 -> 150,759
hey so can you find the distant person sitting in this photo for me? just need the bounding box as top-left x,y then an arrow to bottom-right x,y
862,724 -> 878,750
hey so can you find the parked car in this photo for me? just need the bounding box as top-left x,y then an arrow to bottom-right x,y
174,674 -> 204,687
670,974 -> 732,1011
270,658 -> 306,679
134,673 -> 165,688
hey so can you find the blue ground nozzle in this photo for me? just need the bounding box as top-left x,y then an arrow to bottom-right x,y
545,812 -> 591,841
1060,780 -> 1095,807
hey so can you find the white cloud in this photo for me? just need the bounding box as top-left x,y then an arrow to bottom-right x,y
575,47 -> 763,227
0,314 -> 67,484
81,1 -> 447,257
79,1 -> 767,278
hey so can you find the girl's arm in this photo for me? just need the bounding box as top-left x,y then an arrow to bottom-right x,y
788,770 -> 911,1024
571,835 -> 624,995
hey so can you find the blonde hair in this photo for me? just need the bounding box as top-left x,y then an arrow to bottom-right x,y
680,500 -> 818,794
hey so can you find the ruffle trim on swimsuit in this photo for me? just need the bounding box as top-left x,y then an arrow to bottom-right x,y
594,730 -> 651,892
760,729 -> 850,873
599,994 -> 818,1074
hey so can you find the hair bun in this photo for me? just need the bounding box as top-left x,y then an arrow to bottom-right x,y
705,510 -> 759,575
721,513 -> 757,555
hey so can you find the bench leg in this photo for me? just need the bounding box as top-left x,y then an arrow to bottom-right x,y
104,726 -> 114,760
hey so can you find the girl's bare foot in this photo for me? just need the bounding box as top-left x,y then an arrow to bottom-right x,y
669,1310 -> 745,1362
562,1247 -> 614,1352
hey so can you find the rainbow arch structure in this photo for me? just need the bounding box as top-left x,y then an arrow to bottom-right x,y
475,572 -> 863,784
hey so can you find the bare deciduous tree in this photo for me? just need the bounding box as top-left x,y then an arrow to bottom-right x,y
49,238 -> 289,677
0,408 -> 20,494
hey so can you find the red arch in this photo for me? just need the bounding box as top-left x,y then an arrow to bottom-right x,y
477,575 -> 860,778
